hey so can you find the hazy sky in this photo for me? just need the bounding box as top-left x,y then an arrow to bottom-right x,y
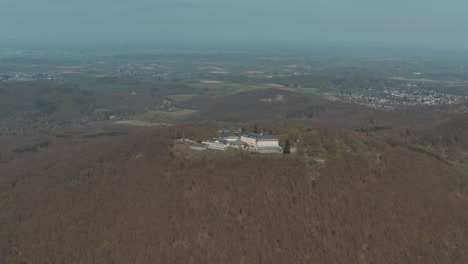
1,0 -> 467,49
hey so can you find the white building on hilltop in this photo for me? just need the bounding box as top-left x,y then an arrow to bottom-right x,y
240,132 -> 281,153
202,130 -> 282,153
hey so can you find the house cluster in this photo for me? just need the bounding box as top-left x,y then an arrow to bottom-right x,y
202,130 -> 282,153
343,85 -> 467,110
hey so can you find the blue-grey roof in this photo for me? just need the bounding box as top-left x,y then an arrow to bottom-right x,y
230,140 -> 244,145
241,132 -> 277,140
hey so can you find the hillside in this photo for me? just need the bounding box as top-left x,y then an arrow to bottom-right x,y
1,124 -> 466,263
361,109 -> 468,166
177,88 -> 366,122
0,80 -> 199,132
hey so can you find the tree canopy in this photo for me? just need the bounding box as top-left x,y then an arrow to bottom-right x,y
283,139 -> 291,154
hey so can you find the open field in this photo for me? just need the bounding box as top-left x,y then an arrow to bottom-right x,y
55,66 -> 85,69
139,109 -> 199,122
112,120 -> 166,127
291,87 -> 320,94
252,83 -> 287,89
242,70 -> 264,74
200,80 -> 223,84
198,67 -> 225,71
169,94 -> 195,102
59,71 -> 82,75
391,76 -> 461,84
81,83 -> 134,94
140,66 -> 155,70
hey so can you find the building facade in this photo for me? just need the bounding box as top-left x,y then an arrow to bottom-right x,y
202,130 -> 281,153
240,132 -> 281,152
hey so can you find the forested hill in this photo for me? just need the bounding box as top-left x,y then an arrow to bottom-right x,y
1,124 -> 466,263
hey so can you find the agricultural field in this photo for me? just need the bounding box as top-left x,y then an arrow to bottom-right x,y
138,109 -> 199,123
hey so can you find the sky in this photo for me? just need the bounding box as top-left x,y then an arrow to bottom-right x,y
1,0 -> 468,50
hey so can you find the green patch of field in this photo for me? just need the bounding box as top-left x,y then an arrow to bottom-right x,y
140,79 -> 269,98
152,79 -> 282,98
139,109 -> 199,123
293,87 -> 321,96
462,159 -> 468,169
0,111 -> 15,119
81,83 -> 134,94
151,80 -> 188,85
183,81 -> 207,88
0,197 -> 11,208
2,65 -> 53,74
170,94 -> 195,102
205,86 -> 247,96
199,82 -> 261,96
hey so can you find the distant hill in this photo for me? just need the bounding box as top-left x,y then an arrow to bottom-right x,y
0,80 -> 198,131
177,88 -> 365,122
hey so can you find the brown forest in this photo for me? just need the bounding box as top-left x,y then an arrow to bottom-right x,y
1,123 -> 467,263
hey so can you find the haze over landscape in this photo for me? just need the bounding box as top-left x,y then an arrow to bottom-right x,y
2,0 -> 468,50
1,1 -> 467,263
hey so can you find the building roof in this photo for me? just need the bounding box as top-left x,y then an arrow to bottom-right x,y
241,132 -> 277,140
203,138 -> 229,144
229,140 -> 244,146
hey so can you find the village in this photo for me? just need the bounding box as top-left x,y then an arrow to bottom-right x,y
342,80 -> 468,110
